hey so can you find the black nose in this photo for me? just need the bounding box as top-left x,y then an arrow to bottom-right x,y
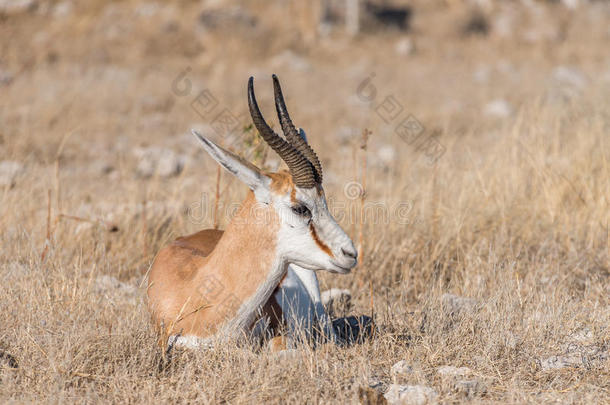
341,247 -> 357,260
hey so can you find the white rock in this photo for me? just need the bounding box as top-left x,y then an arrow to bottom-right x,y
270,50 -> 312,72
134,147 -> 186,178
271,349 -> 301,362
568,327 -> 593,344
505,332 -> 520,350
321,288 -> 352,308
135,2 -> 159,17
0,68 -> 13,85
540,354 -> 581,371
493,11 -> 514,38
437,365 -> 473,377
441,294 -> 477,316
75,222 -> 94,235
551,66 -> 587,89
157,151 -> 184,177
0,161 -> 24,186
540,343 -> 608,371
561,0 -> 580,9
91,158 -> 115,175
384,384 -> 438,405
94,275 -> 137,297
455,379 -> 486,397
437,366 -> 486,397
473,65 -> 490,84
376,144 -> 396,165
0,0 -> 37,15
483,99 -> 513,118
395,38 -> 414,56
335,126 -> 357,145
52,1 -> 72,17
391,360 -> 414,378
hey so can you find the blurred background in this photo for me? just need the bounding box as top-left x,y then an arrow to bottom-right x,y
1,0 -> 608,163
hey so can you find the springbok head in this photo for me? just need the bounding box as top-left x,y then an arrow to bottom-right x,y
192,75 -> 357,274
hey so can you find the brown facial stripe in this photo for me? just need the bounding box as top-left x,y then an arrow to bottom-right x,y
309,223 -> 334,258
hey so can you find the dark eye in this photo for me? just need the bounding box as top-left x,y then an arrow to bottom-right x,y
291,204 -> 311,217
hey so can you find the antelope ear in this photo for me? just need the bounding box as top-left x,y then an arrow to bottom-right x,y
192,130 -> 271,203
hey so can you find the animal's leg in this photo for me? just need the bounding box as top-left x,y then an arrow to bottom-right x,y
275,265 -> 343,345
273,266 -> 316,342
290,266 -> 343,344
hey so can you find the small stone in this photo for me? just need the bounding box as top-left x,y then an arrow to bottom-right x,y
505,332 -> 520,350
569,327 -> 593,344
473,65 -> 490,84
540,354 -> 581,371
455,379 -> 487,397
437,365 -> 473,377
441,294 -> 477,316
94,275 -> 137,298
0,0 -> 37,15
75,222 -> 94,235
198,6 -> 257,31
52,1 -> 72,17
539,342 -> 608,371
0,69 -> 13,85
270,50 -> 312,72
321,288 -> 352,308
561,0 -> 580,9
437,366 -> 486,398
134,147 -> 186,178
91,159 -> 115,175
391,360 -> 414,379
271,349 -> 301,362
394,38 -> 414,56
384,384 -> 437,405
336,126 -> 358,145
135,2 -> 159,17
484,99 -> 513,118
0,161 -> 24,187
376,145 -> 396,165
552,66 -> 587,89
493,11 -> 514,38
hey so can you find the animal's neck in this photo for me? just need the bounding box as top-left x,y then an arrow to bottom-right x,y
198,192 -> 286,339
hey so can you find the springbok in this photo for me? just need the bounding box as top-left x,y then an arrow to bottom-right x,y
147,75 -> 357,350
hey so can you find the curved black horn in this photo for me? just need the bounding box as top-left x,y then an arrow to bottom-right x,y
272,74 -> 323,184
247,77 -> 316,188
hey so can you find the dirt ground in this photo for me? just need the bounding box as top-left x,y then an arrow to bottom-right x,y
0,0 -> 608,403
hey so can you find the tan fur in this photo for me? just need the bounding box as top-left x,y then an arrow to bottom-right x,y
147,175 -> 297,340
268,170 -> 294,194
267,336 -> 287,352
148,192 -> 281,338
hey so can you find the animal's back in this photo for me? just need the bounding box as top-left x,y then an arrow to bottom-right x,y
147,229 -> 224,334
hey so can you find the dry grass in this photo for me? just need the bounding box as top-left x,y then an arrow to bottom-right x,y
1,1 -> 609,403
